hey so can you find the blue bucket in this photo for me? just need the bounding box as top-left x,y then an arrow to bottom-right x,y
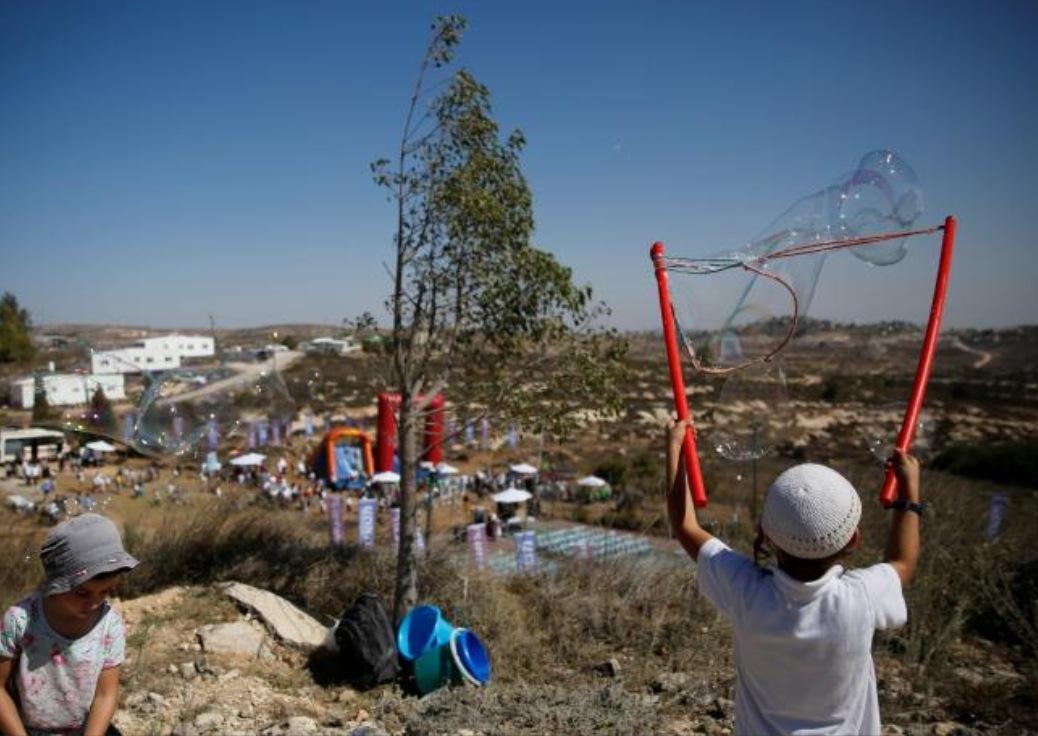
448,628 -> 491,686
397,605 -> 455,661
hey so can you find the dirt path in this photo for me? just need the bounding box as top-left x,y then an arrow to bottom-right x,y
949,336 -> 992,369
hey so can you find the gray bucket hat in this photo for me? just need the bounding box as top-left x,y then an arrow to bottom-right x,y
39,513 -> 139,596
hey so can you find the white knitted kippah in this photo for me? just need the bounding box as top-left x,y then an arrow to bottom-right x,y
761,464 -> 862,560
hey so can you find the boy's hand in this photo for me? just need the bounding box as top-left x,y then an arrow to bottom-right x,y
888,448 -> 921,502
667,415 -> 693,452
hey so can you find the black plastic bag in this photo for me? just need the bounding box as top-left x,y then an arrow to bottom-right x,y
332,592 -> 399,690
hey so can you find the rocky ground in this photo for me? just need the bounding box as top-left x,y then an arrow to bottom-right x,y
108,581 -> 1034,736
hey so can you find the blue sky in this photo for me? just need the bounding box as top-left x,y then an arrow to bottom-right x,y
1,1 -> 1036,330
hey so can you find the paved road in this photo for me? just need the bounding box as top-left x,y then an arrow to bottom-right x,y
151,351 -> 302,405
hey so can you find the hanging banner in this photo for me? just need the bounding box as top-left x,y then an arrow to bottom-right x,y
515,530 -> 537,572
172,415 -> 184,441
507,424 -> 519,449
258,422 -> 269,447
465,421 -> 475,446
122,412 -> 136,444
271,420 -> 281,446
305,413 -> 314,437
358,497 -> 377,548
480,418 -> 490,451
247,422 -> 256,449
207,419 -> 219,450
389,507 -> 424,551
467,523 -> 487,569
986,493 -> 1008,541
327,494 -> 344,548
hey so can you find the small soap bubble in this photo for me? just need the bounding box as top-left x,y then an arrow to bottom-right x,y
859,402 -> 933,464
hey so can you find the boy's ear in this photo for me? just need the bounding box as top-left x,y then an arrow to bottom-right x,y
842,528 -> 862,554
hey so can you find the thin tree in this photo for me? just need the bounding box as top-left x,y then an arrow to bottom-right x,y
372,16 -> 627,622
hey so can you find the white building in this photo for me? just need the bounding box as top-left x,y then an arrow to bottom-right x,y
91,334 -> 215,374
9,373 -> 126,409
300,337 -> 361,356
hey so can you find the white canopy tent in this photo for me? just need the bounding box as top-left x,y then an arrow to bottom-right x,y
492,487 -> 533,504
371,471 -> 401,484
509,463 -> 538,475
85,440 -> 117,453
434,463 -> 459,475
229,452 -> 266,467
576,475 -> 608,488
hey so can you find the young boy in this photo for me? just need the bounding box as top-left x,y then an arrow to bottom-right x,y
1,513 -> 138,736
667,418 -> 921,735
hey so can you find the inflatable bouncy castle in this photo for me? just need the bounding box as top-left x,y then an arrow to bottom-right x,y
376,393 -> 445,473
312,427 -> 375,490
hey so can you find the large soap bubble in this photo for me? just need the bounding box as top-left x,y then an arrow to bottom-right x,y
134,364 -> 295,458
710,362 -> 791,461
668,149 -> 925,375
33,339 -> 296,460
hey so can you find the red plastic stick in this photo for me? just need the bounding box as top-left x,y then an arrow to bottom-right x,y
880,215 -> 957,506
651,242 -> 708,507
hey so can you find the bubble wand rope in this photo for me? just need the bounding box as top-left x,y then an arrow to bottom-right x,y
651,242 -> 708,508
880,215 -> 956,507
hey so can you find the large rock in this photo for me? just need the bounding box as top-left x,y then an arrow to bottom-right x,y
197,621 -> 273,659
218,582 -> 327,650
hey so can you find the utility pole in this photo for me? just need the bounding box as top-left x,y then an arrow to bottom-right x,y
209,314 -> 222,365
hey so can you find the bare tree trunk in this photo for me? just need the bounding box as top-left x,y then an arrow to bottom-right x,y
392,393 -> 419,625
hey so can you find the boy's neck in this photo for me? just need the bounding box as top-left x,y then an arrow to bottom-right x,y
775,550 -> 842,583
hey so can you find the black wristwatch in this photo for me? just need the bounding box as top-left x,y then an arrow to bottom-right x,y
889,500 -> 927,516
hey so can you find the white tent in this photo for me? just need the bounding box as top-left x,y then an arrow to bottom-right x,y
371,471 -> 401,484
229,452 -> 266,467
86,440 -> 117,453
576,475 -> 608,488
509,462 -> 538,475
492,487 -> 532,504
434,463 -> 459,475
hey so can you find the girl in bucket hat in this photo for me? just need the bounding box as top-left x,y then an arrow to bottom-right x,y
1,513 -> 138,736
666,418 -> 922,736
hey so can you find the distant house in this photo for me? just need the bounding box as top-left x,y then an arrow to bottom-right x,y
90,334 -> 215,374
8,373 -> 126,409
300,337 -> 361,356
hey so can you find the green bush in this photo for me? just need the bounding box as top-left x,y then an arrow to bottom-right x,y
930,439 -> 1038,488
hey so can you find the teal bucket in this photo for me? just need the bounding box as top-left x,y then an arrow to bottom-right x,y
397,605 -> 455,662
413,642 -> 453,694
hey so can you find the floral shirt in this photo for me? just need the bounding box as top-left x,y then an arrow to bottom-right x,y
0,592 -> 125,734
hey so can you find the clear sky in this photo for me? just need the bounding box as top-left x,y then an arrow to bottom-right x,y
1,1 -> 1036,331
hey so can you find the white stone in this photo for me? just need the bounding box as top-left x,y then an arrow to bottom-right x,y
194,710 -> 225,731
285,716 -> 318,735
217,581 -> 327,650
197,621 -> 273,659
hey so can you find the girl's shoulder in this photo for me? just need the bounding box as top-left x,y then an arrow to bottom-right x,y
1,593 -> 39,650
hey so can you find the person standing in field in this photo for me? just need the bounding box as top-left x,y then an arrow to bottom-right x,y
666,417 -> 922,735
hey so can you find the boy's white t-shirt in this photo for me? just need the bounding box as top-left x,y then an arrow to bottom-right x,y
697,537 -> 906,736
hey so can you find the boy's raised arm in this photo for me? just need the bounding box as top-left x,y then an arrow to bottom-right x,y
884,449 -> 922,587
666,417 -> 714,560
